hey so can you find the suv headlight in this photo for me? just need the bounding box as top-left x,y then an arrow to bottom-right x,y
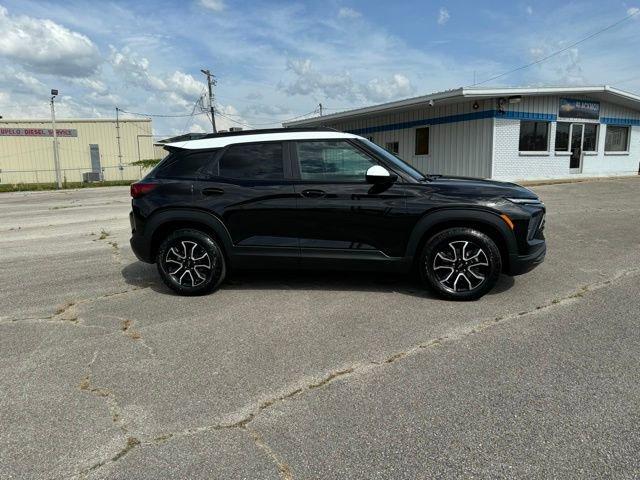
505,197 -> 544,206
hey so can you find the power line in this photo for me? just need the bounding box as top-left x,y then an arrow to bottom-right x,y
215,107 -> 320,127
182,88 -> 207,134
118,108 -> 208,118
471,9 -> 640,87
215,107 -> 322,123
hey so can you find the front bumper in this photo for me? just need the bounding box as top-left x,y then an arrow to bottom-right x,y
507,240 -> 546,276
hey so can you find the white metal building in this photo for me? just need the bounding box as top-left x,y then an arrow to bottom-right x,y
285,86 -> 640,181
0,118 -> 159,184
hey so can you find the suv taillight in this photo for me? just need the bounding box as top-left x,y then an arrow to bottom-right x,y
130,182 -> 157,199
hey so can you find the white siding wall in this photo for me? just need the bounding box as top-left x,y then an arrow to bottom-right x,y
323,99 -> 494,178
492,97 -> 640,181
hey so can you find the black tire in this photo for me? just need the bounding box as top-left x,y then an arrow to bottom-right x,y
156,229 -> 226,296
420,227 -> 501,301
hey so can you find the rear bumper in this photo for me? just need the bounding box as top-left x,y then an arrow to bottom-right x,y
507,241 -> 546,276
130,234 -> 153,263
129,211 -> 154,263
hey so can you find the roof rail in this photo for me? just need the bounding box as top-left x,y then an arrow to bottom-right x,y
197,126 -> 338,140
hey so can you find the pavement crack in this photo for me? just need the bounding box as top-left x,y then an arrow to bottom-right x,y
111,316 -> 155,355
78,351 -> 128,434
0,287 -> 148,325
75,436 -> 141,478
307,367 -> 354,389
246,427 -> 294,480
120,318 -> 142,340
144,366 -> 360,446
72,351 -> 142,478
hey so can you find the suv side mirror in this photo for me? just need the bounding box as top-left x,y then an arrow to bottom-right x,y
366,165 -> 397,184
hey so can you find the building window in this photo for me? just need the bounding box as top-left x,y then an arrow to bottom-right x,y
385,141 -> 399,154
605,125 -> 630,152
583,124 -> 598,152
519,121 -> 549,152
555,122 -> 598,152
554,123 -> 570,151
415,127 -> 429,155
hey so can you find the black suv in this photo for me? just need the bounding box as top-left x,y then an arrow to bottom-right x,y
130,128 -> 545,300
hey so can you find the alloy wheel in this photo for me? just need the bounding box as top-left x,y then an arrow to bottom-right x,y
164,240 -> 215,288
430,240 -> 490,293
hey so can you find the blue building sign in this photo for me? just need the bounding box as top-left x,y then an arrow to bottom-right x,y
559,98 -> 600,120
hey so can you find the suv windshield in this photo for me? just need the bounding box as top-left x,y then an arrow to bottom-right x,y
359,139 -> 426,181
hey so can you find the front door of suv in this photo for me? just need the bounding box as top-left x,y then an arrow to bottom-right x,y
291,139 -> 411,263
195,141 -> 299,263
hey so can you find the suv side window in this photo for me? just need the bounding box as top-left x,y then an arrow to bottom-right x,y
217,142 -> 284,180
296,140 -> 377,181
156,151 -> 216,179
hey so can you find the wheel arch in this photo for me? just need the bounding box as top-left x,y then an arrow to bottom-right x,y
406,208 -> 517,273
146,208 -> 233,263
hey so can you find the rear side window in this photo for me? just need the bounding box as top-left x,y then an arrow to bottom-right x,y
156,151 -> 215,179
218,142 -> 284,180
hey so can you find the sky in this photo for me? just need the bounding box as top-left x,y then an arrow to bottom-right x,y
0,0 -> 639,137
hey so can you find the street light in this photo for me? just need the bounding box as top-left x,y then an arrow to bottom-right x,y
50,89 -> 62,189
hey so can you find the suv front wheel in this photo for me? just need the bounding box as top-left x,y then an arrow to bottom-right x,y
157,229 -> 226,295
420,227 -> 501,301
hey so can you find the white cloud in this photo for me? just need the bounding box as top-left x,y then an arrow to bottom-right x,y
282,58 -> 414,103
363,74 -> 414,102
70,78 -> 109,94
0,5 -> 100,77
628,7 -> 640,17
526,5 -> 533,15
199,0 -> 226,12
338,7 -> 361,19
530,47 -> 544,58
437,7 -> 450,25
282,58 -> 357,100
108,46 -> 167,91
167,71 -> 206,98
108,49 -> 205,104
0,68 -> 44,94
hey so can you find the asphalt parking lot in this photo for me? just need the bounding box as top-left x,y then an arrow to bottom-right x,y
1,178 -> 640,479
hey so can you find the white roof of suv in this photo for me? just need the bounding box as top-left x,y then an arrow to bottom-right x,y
165,130 -> 360,150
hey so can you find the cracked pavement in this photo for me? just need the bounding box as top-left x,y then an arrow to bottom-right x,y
1,179 -> 639,479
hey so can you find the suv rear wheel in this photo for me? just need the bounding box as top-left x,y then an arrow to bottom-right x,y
157,229 -> 226,295
420,227 -> 501,301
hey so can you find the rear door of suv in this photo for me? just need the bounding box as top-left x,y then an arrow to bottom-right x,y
290,139 -> 412,265
194,141 -> 299,266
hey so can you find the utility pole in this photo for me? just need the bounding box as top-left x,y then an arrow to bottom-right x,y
115,107 -> 123,180
200,69 -> 217,133
50,89 -> 62,189
318,103 -> 323,116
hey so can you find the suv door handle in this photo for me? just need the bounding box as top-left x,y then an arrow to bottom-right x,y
301,189 -> 326,198
202,187 -> 224,196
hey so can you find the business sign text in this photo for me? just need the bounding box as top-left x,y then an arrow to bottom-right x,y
559,98 -> 600,120
0,128 -> 78,137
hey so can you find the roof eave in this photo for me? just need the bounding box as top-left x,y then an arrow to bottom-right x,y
284,85 -> 640,126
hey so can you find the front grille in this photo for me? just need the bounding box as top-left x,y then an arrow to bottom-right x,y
528,211 -> 545,240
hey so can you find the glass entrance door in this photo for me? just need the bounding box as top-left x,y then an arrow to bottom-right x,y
569,124 -> 584,172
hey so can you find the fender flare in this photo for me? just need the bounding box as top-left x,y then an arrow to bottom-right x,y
144,208 -> 234,255
404,207 -> 517,259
